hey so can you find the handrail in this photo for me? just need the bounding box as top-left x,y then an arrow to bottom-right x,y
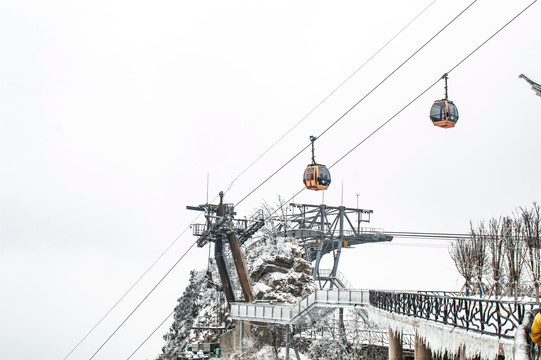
369,290 -> 538,339
316,269 -> 353,289
230,289 -> 369,324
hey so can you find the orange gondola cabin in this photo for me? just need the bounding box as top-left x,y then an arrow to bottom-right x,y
303,164 -> 331,191
430,99 -> 459,128
303,136 -> 331,191
430,73 -> 459,129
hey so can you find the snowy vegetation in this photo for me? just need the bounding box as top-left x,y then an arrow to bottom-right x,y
161,269 -> 230,357
449,202 -> 541,300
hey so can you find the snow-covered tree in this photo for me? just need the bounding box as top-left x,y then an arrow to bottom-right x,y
449,237 -> 476,294
502,215 -> 526,299
487,217 -> 505,295
521,202 -> 541,301
161,268 -> 229,359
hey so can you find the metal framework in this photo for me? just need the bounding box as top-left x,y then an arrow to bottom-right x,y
230,289 -> 370,325
188,192 -> 265,303
277,203 -> 392,288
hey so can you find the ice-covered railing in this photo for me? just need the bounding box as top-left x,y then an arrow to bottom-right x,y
230,289 -> 370,325
369,290 -> 538,339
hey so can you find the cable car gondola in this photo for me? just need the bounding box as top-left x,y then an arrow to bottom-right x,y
303,136 -> 331,191
430,73 -> 459,128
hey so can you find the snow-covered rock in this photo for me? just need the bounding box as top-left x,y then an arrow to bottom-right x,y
160,234 -> 316,359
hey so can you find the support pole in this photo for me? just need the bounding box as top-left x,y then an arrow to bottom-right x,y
338,308 -> 345,360
215,194 -> 235,303
414,335 -> 432,360
228,232 -> 254,302
331,206 -> 345,281
388,328 -> 404,360
312,204 -> 327,280
214,235 -> 235,302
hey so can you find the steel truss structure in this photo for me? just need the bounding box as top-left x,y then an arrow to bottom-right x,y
276,203 -> 392,288
188,192 -> 265,303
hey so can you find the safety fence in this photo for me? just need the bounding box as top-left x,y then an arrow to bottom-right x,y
369,290 -> 538,339
230,289 -> 369,324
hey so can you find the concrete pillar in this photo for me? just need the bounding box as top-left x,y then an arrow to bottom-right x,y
414,335 -> 432,360
388,328 -> 404,360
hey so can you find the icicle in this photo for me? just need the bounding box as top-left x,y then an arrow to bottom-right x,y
367,307 -> 516,360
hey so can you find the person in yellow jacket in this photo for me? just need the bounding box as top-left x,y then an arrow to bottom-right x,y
531,312 -> 541,346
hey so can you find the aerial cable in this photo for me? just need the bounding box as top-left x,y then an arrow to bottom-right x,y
327,0 -> 538,172
88,239 -> 198,360
126,310 -> 175,360
384,231 -> 470,240
313,0 -> 478,141
446,0 -> 538,76
63,223 -> 194,360
222,0 -> 439,198
235,0 -> 479,208
328,77 -> 440,170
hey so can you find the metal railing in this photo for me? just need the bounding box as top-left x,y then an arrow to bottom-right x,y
369,290 -> 538,339
230,289 -> 370,324
316,269 -> 353,289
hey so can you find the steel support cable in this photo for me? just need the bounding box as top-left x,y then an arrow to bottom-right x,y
235,0 -> 479,208
385,233 -> 470,240
326,0 -> 538,183
222,0 -> 438,197
126,310 -> 175,360
446,0 -> 538,76
88,238 -> 198,360
384,231 -> 470,240
248,77 -> 441,221
63,223 -> 193,359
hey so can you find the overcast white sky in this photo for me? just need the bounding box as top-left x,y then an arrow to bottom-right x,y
1,0 -> 540,359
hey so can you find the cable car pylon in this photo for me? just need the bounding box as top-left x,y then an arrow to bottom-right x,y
187,192 -> 265,303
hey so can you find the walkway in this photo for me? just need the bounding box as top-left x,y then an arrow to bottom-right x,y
230,289 -> 539,359
230,289 -> 369,325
